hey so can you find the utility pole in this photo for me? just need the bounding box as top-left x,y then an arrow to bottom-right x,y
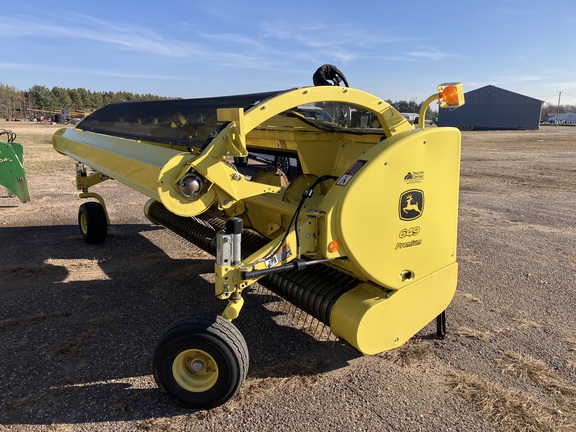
555,91 -> 562,126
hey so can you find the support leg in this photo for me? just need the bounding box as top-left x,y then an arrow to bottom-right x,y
436,310 -> 446,339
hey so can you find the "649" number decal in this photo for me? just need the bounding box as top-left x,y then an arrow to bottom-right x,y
399,226 -> 420,238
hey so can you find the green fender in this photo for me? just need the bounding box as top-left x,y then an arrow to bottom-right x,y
0,141 -> 30,203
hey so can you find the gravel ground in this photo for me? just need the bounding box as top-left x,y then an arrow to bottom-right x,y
0,122 -> 575,431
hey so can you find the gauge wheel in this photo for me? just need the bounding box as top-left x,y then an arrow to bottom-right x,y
153,314 -> 249,409
78,201 -> 108,244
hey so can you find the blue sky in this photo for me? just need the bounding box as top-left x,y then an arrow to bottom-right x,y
1,0 -> 575,106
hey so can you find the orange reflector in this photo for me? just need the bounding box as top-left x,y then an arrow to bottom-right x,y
440,85 -> 459,106
328,240 -> 339,253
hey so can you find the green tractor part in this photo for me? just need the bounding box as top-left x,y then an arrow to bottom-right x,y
0,129 -> 30,203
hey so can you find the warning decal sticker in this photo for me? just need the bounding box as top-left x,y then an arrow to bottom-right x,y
264,244 -> 292,268
336,160 -> 367,186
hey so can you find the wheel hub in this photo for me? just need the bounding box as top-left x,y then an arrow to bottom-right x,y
173,349 -> 219,393
80,213 -> 88,233
191,359 -> 205,373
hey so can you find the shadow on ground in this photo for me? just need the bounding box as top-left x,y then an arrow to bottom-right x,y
0,223 -> 359,425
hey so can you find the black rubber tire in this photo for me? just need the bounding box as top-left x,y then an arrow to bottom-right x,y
274,155 -> 301,179
274,155 -> 290,175
152,315 -> 249,409
78,202 -> 107,244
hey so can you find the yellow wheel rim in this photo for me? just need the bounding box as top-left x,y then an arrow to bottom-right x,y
172,349 -> 219,393
79,213 -> 88,234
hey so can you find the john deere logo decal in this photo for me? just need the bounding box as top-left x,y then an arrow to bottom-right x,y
399,189 -> 424,221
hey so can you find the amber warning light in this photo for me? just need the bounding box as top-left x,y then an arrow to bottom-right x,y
438,82 -> 465,109
328,240 -> 340,253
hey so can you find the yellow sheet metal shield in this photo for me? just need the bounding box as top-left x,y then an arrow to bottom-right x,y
52,128 -> 183,200
319,127 -> 461,291
330,263 -> 458,354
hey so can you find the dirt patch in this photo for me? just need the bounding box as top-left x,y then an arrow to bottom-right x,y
1,122 -> 575,431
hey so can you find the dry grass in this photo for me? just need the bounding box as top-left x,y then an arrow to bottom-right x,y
190,361 -> 325,422
136,417 -> 181,431
50,330 -> 97,360
47,424 -> 73,432
240,361 -> 322,399
0,264 -> 50,278
9,123 -> 70,173
496,317 -> 542,335
567,339 -> 576,352
567,361 -> 576,373
3,381 -> 78,413
3,394 -> 44,412
456,292 -> 482,303
497,351 -> 576,397
447,371 -> 571,431
238,374 -> 319,404
0,312 -> 70,334
379,339 -> 434,367
510,317 -> 542,330
112,394 -> 134,414
53,381 -> 78,398
455,326 -> 492,341
50,317 -> 116,360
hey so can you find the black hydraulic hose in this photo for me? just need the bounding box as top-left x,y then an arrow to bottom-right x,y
0,129 -> 17,143
263,174 -> 337,262
312,64 -> 349,87
242,257 -> 346,280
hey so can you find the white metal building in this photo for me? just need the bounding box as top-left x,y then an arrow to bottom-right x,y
546,112 -> 576,124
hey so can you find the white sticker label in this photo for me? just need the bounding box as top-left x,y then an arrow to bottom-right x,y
336,160 -> 367,186
264,244 -> 292,268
